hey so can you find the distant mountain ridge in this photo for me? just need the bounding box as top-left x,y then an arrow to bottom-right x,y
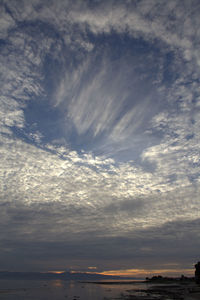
0,271 -> 135,281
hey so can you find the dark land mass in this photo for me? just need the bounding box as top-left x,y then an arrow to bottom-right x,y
146,275 -> 195,283
122,282 -> 200,300
86,276 -> 200,300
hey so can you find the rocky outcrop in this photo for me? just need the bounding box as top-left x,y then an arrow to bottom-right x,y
195,261 -> 200,284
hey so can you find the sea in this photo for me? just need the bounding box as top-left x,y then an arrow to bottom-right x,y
0,279 -> 150,299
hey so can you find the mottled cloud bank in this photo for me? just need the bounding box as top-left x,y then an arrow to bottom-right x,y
0,0 -> 200,274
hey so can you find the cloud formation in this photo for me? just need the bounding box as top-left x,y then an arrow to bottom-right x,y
0,0 -> 200,274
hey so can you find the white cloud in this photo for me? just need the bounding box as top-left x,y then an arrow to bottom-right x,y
3,0 -> 200,68
1,126 -> 199,240
65,0 -> 200,67
0,3 -> 16,38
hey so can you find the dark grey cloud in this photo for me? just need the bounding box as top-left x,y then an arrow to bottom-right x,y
0,199 -> 199,272
103,198 -> 146,216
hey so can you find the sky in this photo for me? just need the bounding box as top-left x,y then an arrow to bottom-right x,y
0,0 -> 200,277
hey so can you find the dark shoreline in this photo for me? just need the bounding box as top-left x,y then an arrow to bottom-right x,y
81,280 -> 145,284
81,279 -> 200,300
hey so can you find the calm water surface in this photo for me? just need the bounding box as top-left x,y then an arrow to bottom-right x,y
0,279 -> 149,299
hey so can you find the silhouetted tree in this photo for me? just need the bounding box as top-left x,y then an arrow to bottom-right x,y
195,262 -> 200,284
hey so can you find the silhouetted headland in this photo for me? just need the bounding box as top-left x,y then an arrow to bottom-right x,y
195,261 -> 200,284
145,274 -> 195,283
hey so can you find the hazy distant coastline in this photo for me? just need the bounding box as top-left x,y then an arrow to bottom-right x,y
0,271 -> 136,281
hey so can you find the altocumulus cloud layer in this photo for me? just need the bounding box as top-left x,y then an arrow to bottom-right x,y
0,0 -> 200,274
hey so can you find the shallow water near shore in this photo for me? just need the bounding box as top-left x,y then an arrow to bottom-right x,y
0,279 -> 199,300
0,279 -> 150,299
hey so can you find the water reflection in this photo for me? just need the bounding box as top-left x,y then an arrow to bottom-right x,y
51,280 -> 64,288
0,279 -> 149,300
69,280 -> 76,288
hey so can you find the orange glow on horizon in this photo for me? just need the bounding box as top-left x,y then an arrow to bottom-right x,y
48,271 -> 65,274
99,268 -> 194,278
47,267 -> 194,278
